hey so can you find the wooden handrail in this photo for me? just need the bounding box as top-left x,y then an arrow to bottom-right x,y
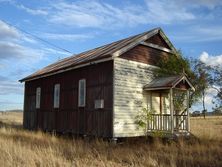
173,114 -> 187,116
150,114 -> 186,116
150,114 -> 170,116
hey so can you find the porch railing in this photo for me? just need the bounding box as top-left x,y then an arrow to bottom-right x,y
173,114 -> 187,131
147,114 -> 188,132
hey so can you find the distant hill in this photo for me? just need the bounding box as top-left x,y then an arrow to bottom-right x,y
0,109 -> 23,113
192,111 -> 222,117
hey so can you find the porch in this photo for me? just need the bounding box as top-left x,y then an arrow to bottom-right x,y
143,74 -> 195,136
147,112 -> 188,135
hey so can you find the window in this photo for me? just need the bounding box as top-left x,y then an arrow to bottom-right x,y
54,84 -> 60,108
36,87 -> 41,109
78,79 -> 86,107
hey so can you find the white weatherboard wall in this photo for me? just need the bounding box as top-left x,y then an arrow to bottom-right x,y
113,57 -> 156,137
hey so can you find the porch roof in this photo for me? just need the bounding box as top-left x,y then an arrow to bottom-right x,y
143,74 -> 195,91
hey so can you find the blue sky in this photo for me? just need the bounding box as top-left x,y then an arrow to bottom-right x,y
0,0 -> 222,111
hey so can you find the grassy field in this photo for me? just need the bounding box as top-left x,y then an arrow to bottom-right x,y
0,112 -> 221,167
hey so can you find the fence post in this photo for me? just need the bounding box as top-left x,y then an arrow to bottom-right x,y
187,90 -> 190,132
170,88 -> 174,134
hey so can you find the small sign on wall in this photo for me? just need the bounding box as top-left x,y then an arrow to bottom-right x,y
95,99 -> 104,109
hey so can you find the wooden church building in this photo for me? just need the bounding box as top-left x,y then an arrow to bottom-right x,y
20,28 -> 194,138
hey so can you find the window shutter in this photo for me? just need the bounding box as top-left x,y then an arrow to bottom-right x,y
36,87 -> 41,108
54,84 -> 60,108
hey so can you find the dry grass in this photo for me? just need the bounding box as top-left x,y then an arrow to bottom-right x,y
191,116 -> 222,141
0,112 -> 221,167
0,112 -> 22,125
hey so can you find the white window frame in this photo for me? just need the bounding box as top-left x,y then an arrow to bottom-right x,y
78,79 -> 86,107
36,87 -> 41,109
54,84 -> 60,108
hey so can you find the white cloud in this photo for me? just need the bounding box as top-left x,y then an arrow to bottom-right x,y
0,64 -> 5,69
0,0 -> 48,16
0,20 -> 20,40
0,20 -> 40,44
0,74 -> 23,95
192,52 -> 222,112
0,19 -> 68,63
200,51 -> 222,67
144,0 -> 195,24
198,26 -> 222,37
4,0 -> 221,31
2,0 -> 222,29
195,26 -> 222,42
182,0 -> 222,9
48,0 -> 195,28
0,80 -> 23,95
191,87 -> 218,112
16,4 -> 48,16
205,88 -> 218,105
0,20 -> 44,61
171,25 -> 222,43
0,41 -> 44,61
42,33 -> 94,41
43,47 -> 70,56
22,35 -> 38,44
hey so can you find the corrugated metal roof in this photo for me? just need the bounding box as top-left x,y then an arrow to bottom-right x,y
20,28 -> 162,82
143,75 -> 183,90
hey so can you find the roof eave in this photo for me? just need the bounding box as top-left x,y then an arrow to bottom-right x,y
20,57 -> 113,82
143,86 -> 172,91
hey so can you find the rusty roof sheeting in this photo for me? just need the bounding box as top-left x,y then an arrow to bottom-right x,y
20,28 -> 162,82
143,74 -> 195,91
143,75 -> 183,90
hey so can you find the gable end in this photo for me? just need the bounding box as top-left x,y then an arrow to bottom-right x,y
145,33 -> 171,49
119,44 -> 173,66
112,28 -> 176,58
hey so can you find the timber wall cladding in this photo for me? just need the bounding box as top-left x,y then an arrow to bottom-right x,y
113,57 -> 155,137
145,33 -> 171,49
120,44 -> 171,65
23,61 -> 113,137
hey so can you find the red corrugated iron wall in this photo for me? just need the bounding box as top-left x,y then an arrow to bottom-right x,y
23,61 -> 113,137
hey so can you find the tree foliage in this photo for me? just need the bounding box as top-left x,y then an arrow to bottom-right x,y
135,108 -> 164,137
154,51 -> 198,105
191,60 -> 212,118
211,66 -> 222,109
154,51 -> 193,77
135,108 -> 155,133
154,50 -> 212,115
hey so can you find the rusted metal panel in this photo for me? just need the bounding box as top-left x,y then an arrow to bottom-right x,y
143,75 -> 193,91
23,61 -> 113,137
144,75 -> 181,89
